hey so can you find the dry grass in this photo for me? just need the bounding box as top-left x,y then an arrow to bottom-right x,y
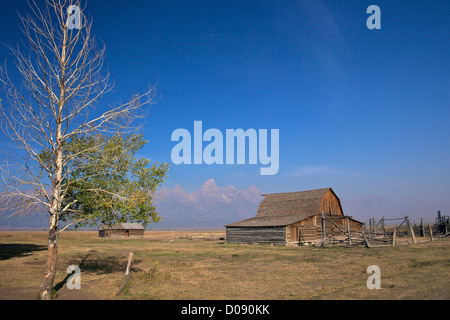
0,230 -> 449,300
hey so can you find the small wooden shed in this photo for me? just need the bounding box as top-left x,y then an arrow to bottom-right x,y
98,223 -> 145,238
225,188 -> 363,245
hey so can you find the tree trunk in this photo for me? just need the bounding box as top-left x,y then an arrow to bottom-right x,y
40,138 -> 62,300
39,220 -> 59,300
39,12 -> 66,300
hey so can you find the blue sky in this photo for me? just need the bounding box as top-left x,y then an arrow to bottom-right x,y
0,0 -> 449,221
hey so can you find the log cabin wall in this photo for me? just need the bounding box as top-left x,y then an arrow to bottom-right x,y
226,227 -> 286,245
128,229 -> 145,237
98,223 -> 145,238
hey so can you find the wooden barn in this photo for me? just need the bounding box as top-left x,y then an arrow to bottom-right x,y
98,223 -> 145,238
225,188 -> 363,245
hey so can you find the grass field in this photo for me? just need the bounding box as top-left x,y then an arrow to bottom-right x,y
0,230 -> 449,300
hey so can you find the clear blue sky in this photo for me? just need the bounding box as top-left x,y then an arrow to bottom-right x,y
1,1 -> 449,219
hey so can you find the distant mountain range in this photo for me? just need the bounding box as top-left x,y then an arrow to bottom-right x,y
152,179 -> 263,228
0,179 -> 263,230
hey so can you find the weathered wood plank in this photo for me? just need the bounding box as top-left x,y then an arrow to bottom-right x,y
226,227 -> 286,244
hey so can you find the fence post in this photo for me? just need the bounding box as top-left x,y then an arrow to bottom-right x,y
428,223 -> 434,241
406,217 -> 416,244
125,252 -> 134,276
362,231 -> 371,248
346,217 -> 351,245
322,212 -> 326,242
392,227 -> 397,247
405,216 -> 409,236
372,218 -> 376,237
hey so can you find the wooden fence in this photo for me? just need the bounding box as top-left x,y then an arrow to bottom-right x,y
319,214 -> 447,248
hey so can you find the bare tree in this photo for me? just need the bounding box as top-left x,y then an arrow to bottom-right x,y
0,0 -> 159,299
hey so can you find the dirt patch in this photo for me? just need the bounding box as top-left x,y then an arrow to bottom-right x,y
0,284 -> 101,300
52,283 -> 101,300
0,286 -> 38,300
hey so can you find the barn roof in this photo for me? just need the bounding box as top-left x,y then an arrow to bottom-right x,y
98,223 -> 145,230
257,188 -> 332,218
225,213 -> 315,227
225,187 -> 345,228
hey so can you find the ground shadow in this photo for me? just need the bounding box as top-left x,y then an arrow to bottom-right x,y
71,255 -> 142,275
0,244 -> 47,260
53,252 -> 142,293
53,252 -> 92,292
